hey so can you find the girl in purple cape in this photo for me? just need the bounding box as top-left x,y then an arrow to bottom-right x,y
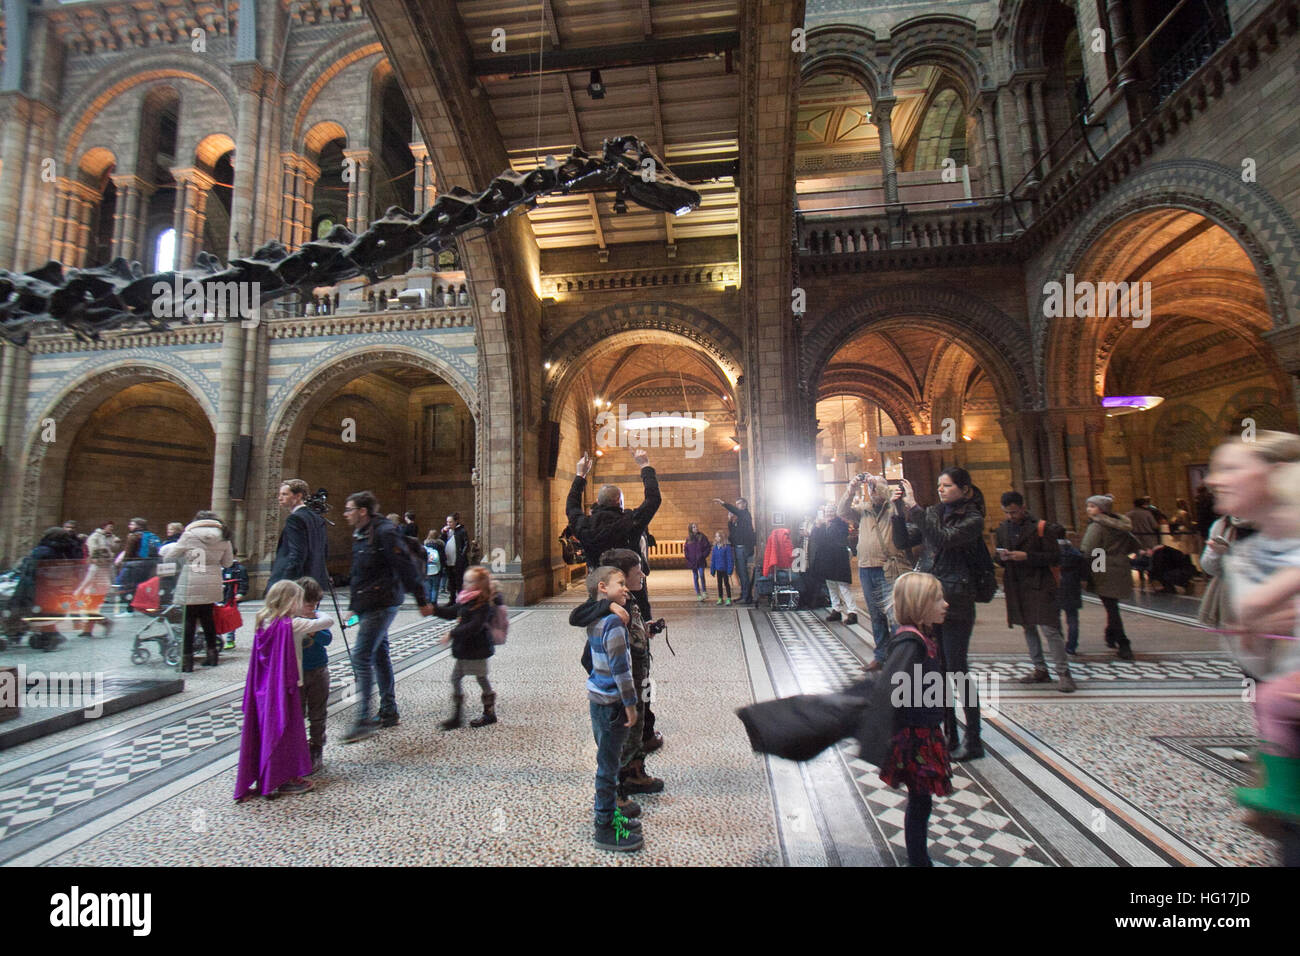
234,580 -> 332,800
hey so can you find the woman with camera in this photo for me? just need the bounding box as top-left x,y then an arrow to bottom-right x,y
891,467 -> 988,761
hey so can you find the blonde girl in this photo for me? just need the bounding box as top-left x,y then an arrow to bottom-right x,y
879,571 -> 954,867
433,564 -> 506,729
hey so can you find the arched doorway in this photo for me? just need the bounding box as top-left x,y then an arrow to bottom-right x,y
263,351 -> 478,582
18,366 -> 217,556
1049,207 -> 1297,515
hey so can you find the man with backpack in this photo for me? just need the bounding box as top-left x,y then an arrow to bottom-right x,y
128,518 -> 161,559
995,491 -> 1075,693
340,491 -> 434,744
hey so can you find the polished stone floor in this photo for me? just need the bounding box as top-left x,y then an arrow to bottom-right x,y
0,570 -> 1280,866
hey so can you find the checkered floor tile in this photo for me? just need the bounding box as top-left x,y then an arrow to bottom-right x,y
769,611 -> 1054,867
0,619 -> 453,843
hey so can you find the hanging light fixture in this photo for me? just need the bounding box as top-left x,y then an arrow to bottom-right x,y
1101,395 -> 1164,417
621,369 -> 710,433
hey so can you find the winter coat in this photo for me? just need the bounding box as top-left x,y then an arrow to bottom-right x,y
721,502 -> 756,549
684,534 -> 711,570
763,528 -> 794,576
268,505 -> 330,591
565,467 -> 662,568
809,517 -> 852,583
348,515 -> 429,613
995,516 -> 1061,627
161,519 -> 234,605
1080,512 -> 1135,600
222,561 -> 250,605
432,593 -> 502,660
735,628 -> 934,768
710,543 -> 734,576
838,487 -> 911,576
1057,542 -> 1084,611
892,494 -> 987,621
1126,507 -> 1162,549
86,528 -> 120,566
441,523 -> 470,570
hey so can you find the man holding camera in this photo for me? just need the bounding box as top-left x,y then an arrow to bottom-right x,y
340,491 -> 434,744
268,479 -> 330,591
839,474 -> 914,670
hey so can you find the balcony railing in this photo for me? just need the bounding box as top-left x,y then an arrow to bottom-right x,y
1151,15 -> 1232,106
798,197 -> 1011,256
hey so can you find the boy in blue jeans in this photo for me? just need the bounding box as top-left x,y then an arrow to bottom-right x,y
296,577 -> 334,774
580,565 -> 643,852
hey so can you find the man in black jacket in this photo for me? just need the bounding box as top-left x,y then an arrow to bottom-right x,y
340,490 -> 433,744
566,447 -> 660,620
268,479 -> 330,591
714,496 -> 757,604
440,513 -> 470,597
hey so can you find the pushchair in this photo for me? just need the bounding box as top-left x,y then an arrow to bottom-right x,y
127,575 -> 183,666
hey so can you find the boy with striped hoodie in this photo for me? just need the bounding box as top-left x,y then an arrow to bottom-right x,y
577,565 -> 643,852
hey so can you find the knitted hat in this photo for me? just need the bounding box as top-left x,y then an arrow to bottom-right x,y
1086,494 -> 1114,512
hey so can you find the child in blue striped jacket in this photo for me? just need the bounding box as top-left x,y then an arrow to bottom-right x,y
580,565 -> 643,853
711,531 -> 735,605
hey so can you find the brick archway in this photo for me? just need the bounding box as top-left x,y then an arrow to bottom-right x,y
18,358 -> 217,554
258,344 -> 479,571
544,301 -> 743,416
802,25 -> 882,101
1035,160 -> 1300,402
802,282 -> 1037,412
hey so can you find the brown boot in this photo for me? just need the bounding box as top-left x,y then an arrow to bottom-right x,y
1018,667 -> 1051,684
621,758 -> 664,794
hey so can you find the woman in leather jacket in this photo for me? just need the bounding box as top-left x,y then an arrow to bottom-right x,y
890,466 -> 988,761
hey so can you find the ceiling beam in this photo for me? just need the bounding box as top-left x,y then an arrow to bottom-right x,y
473,32 -> 740,79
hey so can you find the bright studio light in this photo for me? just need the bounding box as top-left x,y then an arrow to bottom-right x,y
774,467 -> 818,514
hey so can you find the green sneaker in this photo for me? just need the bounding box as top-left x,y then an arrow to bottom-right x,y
594,813 -> 644,852
716,598 -> 724,605
1236,752 -> 1300,820
726,598 -> 733,605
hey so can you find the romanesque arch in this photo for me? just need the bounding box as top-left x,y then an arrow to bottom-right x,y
885,15 -> 988,100
1035,160 -> 1300,400
18,356 -> 218,551
59,59 -> 237,167
543,301 -> 743,416
286,39 -> 385,148
259,342 -> 479,568
802,24 -> 882,101
802,282 -> 1037,411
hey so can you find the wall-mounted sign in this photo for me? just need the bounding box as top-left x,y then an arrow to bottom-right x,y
877,435 -> 955,451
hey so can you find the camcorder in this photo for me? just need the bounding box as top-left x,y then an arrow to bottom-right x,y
304,487 -> 330,515
647,618 -> 667,635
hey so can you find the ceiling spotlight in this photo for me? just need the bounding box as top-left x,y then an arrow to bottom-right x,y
962,434 -> 973,442
587,70 -> 605,99
543,361 -> 552,370
595,448 -> 604,457
858,441 -> 866,449
612,192 -> 628,215
730,435 -> 742,452
594,397 -> 602,408
604,400 -> 612,408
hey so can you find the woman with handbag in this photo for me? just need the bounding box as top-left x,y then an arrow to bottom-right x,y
161,511 -> 235,672
891,466 -> 989,761
1079,495 -> 1136,660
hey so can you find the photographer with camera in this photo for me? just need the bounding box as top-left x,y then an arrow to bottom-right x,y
839,474 -> 914,670
268,479 -> 330,591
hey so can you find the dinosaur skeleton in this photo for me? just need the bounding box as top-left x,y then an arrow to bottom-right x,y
0,136 -> 702,346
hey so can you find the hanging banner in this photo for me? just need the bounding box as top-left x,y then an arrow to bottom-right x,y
877,434 -> 955,451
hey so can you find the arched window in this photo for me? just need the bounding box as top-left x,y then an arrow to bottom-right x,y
154,228 -> 176,272
911,88 -> 967,171
316,217 -> 335,239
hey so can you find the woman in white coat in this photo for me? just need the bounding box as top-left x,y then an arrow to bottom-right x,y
162,510 -> 234,671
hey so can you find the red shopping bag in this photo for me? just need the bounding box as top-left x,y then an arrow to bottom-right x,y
213,602 -> 243,633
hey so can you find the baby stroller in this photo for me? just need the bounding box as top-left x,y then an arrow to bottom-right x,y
127,575 -> 183,666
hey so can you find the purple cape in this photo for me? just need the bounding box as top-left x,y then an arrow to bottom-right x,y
233,616 -> 311,800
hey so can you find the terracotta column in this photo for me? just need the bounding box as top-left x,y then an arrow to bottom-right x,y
109,173 -> 150,262
976,94 -> 1003,195
342,148 -> 372,234
1029,75 -> 1051,171
1013,79 -> 1039,186
873,96 -> 899,206
170,166 -> 216,268
228,63 -> 267,260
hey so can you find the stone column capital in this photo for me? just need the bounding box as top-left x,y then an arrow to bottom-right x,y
408,140 -> 430,161
110,172 -> 153,193
341,147 -> 372,165
280,151 -> 321,180
170,166 -> 217,191
230,61 -> 273,96
871,96 -> 896,122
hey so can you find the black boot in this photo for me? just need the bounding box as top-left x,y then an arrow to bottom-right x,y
951,707 -> 984,761
202,645 -> 219,667
181,654 -> 195,673
470,691 -> 497,727
440,693 -> 464,730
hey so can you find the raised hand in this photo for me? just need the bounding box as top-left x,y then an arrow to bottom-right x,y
633,448 -> 649,468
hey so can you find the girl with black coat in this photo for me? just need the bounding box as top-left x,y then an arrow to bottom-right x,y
433,565 -> 504,730
891,467 -> 988,761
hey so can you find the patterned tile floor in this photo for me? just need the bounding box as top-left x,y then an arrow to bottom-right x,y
0,571 -> 1283,866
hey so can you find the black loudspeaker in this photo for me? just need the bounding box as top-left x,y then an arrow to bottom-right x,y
542,420 -> 561,479
229,435 -> 253,500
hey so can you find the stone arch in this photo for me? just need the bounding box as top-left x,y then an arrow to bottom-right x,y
802,24 -> 882,101
194,132 -> 236,170
1008,0 -> 1075,71
817,368 -> 924,436
544,301 -> 743,413
18,357 -> 218,554
1215,385 -> 1290,436
886,15 -> 988,101
287,39 -> 385,148
802,282 -> 1037,411
59,60 -> 237,167
1036,160 -> 1300,399
259,343 -> 479,566
1147,401 -> 1217,457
